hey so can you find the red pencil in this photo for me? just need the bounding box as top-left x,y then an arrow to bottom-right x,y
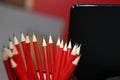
2,47 -> 16,80
67,40 -> 72,62
9,39 -> 14,52
13,35 -> 26,75
54,37 -> 60,66
32,33 -> 44,80
21,32 -> 26,55
53,37 -> 60,80
63,44 -> 77,73
25,34 -> 39,80
59,43 -> 68,79
54,40 -> 64,80
6,46 -> 18,80
62,56 -> 80,80
75,45 -> 81,58
69,44 -> 81,80
48,35 -> 55,79
10,59 -> 28,80
67,44 -> 77,64
20,32 -> 27,71
42,38 -> 50,80
8,39 -> 18,60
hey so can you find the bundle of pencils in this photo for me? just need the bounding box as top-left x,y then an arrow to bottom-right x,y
2,32 -> 81,80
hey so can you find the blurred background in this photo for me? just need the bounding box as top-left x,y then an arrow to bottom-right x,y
0,0 -> 120,79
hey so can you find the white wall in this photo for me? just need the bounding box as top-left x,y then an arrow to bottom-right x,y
0,3 -> 64,80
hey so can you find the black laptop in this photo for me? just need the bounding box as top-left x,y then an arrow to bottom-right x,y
68,4 -> 120,80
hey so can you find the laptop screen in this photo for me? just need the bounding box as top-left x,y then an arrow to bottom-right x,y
68,4 -> 120,80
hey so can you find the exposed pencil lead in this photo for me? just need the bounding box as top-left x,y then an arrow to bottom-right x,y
26,35 -> 30,43
9,40 -> 14,49
26,33 -> 28,36
20,32 -> 24,35
9,38 -> 11,41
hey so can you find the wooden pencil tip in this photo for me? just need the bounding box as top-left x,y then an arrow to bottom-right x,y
9,40 -> 14,49
63,43 -> 67,51
2,51 -> 9,61
43,37 -> 47,46
56,37 -> 60,46
14,35 -> 19,45
26,35 -> 30,43
60,40 -> 64,48
21,32 -> 25,42
10,59 -> 17,68
71,44 -> 77,55
72,56 -> 80,65
33,33 -> 37,42
49,35 -> 53,43
7,49 -> 13,58
68,39 -> 72,48
76,44 -> 81,55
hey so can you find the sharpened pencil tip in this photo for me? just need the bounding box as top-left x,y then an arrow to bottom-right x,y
72,56 -> 80,65
9,40 -> 14,49
49,35 -> 53,43
43,37 -> 47,46
63,43 -> 67,51
71,44 -> 77,55
10,59 -> 17,68
8,49 -> 13,58
56,37 -> 60,46
21,32 -> 25,42
26,35 -> 30,43
33,33 -> 37,42
14,35 -> 19,45
76,44 -> 81,55
60,40 -> 64,48
68,39 -> 72,48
